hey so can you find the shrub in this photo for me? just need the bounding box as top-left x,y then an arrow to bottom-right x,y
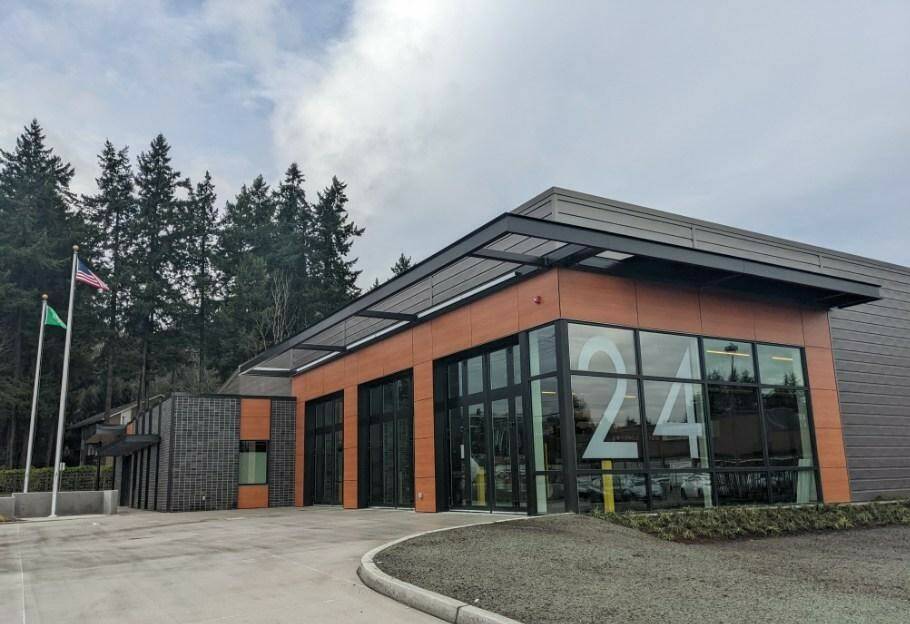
594,500 -> 910,542
0,466 -> 114,495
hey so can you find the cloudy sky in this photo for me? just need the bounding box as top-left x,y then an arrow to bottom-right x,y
2,1 -> 908,284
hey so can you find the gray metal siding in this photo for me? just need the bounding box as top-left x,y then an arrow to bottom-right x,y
533,188 -> 910,501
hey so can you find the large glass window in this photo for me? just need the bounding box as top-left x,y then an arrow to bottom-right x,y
708,385 -> 764,468
564,321 -> 819,512
644,381 -> 708,469
757,344 -> 805,386
568,324 -> 636,375
572,375 -> 642,470
762,388 -> 812,466
639,332 -> 701,379
239,440 -> 268,485
703,339 -> 755,383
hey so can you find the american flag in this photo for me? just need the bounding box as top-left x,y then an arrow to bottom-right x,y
76,258 -> 110,291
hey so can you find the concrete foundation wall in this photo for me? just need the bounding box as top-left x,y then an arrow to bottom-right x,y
11,490 -> 119,517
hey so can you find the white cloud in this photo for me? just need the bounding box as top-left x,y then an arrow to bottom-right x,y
270,1 -> 910,283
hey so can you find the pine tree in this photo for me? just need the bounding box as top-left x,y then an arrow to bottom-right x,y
214,175 -> 278,376
391,253 -> 412,276
184,171 -> 220,389
0,120 -> 78,467
309,177 -> 364,320
272,163 -> 313,330
128,134 -> 186,409
80,141 -> 136,415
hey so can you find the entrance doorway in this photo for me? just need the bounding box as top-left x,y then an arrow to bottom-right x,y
444,342 -> 528,512
360,373 -> 414,508
306,394 -> 343,505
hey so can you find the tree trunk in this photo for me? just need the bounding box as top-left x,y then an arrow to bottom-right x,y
11,310 -> 23,467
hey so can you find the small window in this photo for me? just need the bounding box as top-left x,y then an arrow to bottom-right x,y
757,345 -> 805,387
239,440 -> 268,485
639,331 -> 701,379
762,388 -> 813,466
568,324 -> 637,375
703,339 -> 755,383
643,381 -> 709,469
531,377 -> 561,470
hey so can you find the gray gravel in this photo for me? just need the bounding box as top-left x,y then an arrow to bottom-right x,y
376,515 -> 910,624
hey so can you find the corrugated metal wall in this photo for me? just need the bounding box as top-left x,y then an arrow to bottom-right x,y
521,188 -> 910,501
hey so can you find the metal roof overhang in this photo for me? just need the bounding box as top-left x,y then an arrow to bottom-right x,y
84,423 -> 127,445
100,434 -> 160,457
238,213 -> 881,378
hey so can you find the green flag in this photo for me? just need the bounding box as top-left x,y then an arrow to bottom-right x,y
45,304 -> 66,329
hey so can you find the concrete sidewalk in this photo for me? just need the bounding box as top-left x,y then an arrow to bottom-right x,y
0,506 -> 497,624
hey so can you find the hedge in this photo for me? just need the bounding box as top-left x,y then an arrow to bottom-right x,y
594,500 -> 910,542
0,465 -> 114,495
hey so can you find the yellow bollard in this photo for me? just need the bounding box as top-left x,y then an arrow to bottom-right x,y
476,468 -> 486,505
601,460 -> 614,512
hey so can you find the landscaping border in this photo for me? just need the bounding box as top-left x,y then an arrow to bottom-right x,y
357,517 -> 531,624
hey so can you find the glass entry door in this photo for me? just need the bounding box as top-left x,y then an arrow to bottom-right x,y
363,373 -> 414,508
309,394 -> 343,505
446,343 -> 527,512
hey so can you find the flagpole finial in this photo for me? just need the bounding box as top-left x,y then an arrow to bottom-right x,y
42,293 -> 48,300
73,244 -> 79,252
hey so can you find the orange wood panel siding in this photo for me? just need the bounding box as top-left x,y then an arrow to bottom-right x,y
237,484 -> 269,509
290,266 -> 851,510
240,398 -> 271,440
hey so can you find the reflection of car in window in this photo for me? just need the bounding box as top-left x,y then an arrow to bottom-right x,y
681,474 -> 711,499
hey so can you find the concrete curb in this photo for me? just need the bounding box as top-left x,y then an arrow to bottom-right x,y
357,516 -> 528,624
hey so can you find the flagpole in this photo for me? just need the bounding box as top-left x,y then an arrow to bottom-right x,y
50,246 -> 78,517
23,294 -> 49,494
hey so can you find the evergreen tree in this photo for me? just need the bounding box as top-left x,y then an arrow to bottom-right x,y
391,253 -> 412,276
309,177 -> 363,320
184,172 -> 220,389
272,163 -> 313,330
80,141 -> 136,415
0,120 -> 78,467
214,175 -> 277,376
128,134 -> 186,409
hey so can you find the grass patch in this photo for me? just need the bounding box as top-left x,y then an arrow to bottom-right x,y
594,500 -> 910,542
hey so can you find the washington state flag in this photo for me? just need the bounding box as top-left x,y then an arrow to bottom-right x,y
45,304 -> 66,329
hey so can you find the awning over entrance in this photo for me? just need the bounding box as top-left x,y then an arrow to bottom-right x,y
100,434 -> 160,457
238,212 -> 881,378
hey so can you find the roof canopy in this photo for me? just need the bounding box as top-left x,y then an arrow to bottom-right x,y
239,213 -> 881,378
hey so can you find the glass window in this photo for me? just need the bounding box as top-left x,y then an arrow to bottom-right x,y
650,472 -> 713,510
640,332 -> 701,379
239,440 -> 268,485
572,375 -> 643,470
703,339 -> 755,383
466,355 -> 483,395
447,362 -> 462,398
757,344 -> 805,387
568,324 -> 637,375
529,325 -> 557,377
715,471 -> 769,506
643,381 -> 709,469
771,470 -> 818,504
577,472 -> 649,513
512,346 -> 521,384
531,377 -> 561,470
489,348 -> 509,390
708,385 -> 764,468
762,388 -> 813,466
535,472 -> 565,514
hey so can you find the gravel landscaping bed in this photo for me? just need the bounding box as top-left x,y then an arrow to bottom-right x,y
375,515 -> 910,624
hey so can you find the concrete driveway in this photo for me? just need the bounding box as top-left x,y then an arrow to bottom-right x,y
0,507 -> 499,624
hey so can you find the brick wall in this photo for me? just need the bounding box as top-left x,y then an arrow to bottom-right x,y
167,395 -> 240,512
268,398 -> 296,507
